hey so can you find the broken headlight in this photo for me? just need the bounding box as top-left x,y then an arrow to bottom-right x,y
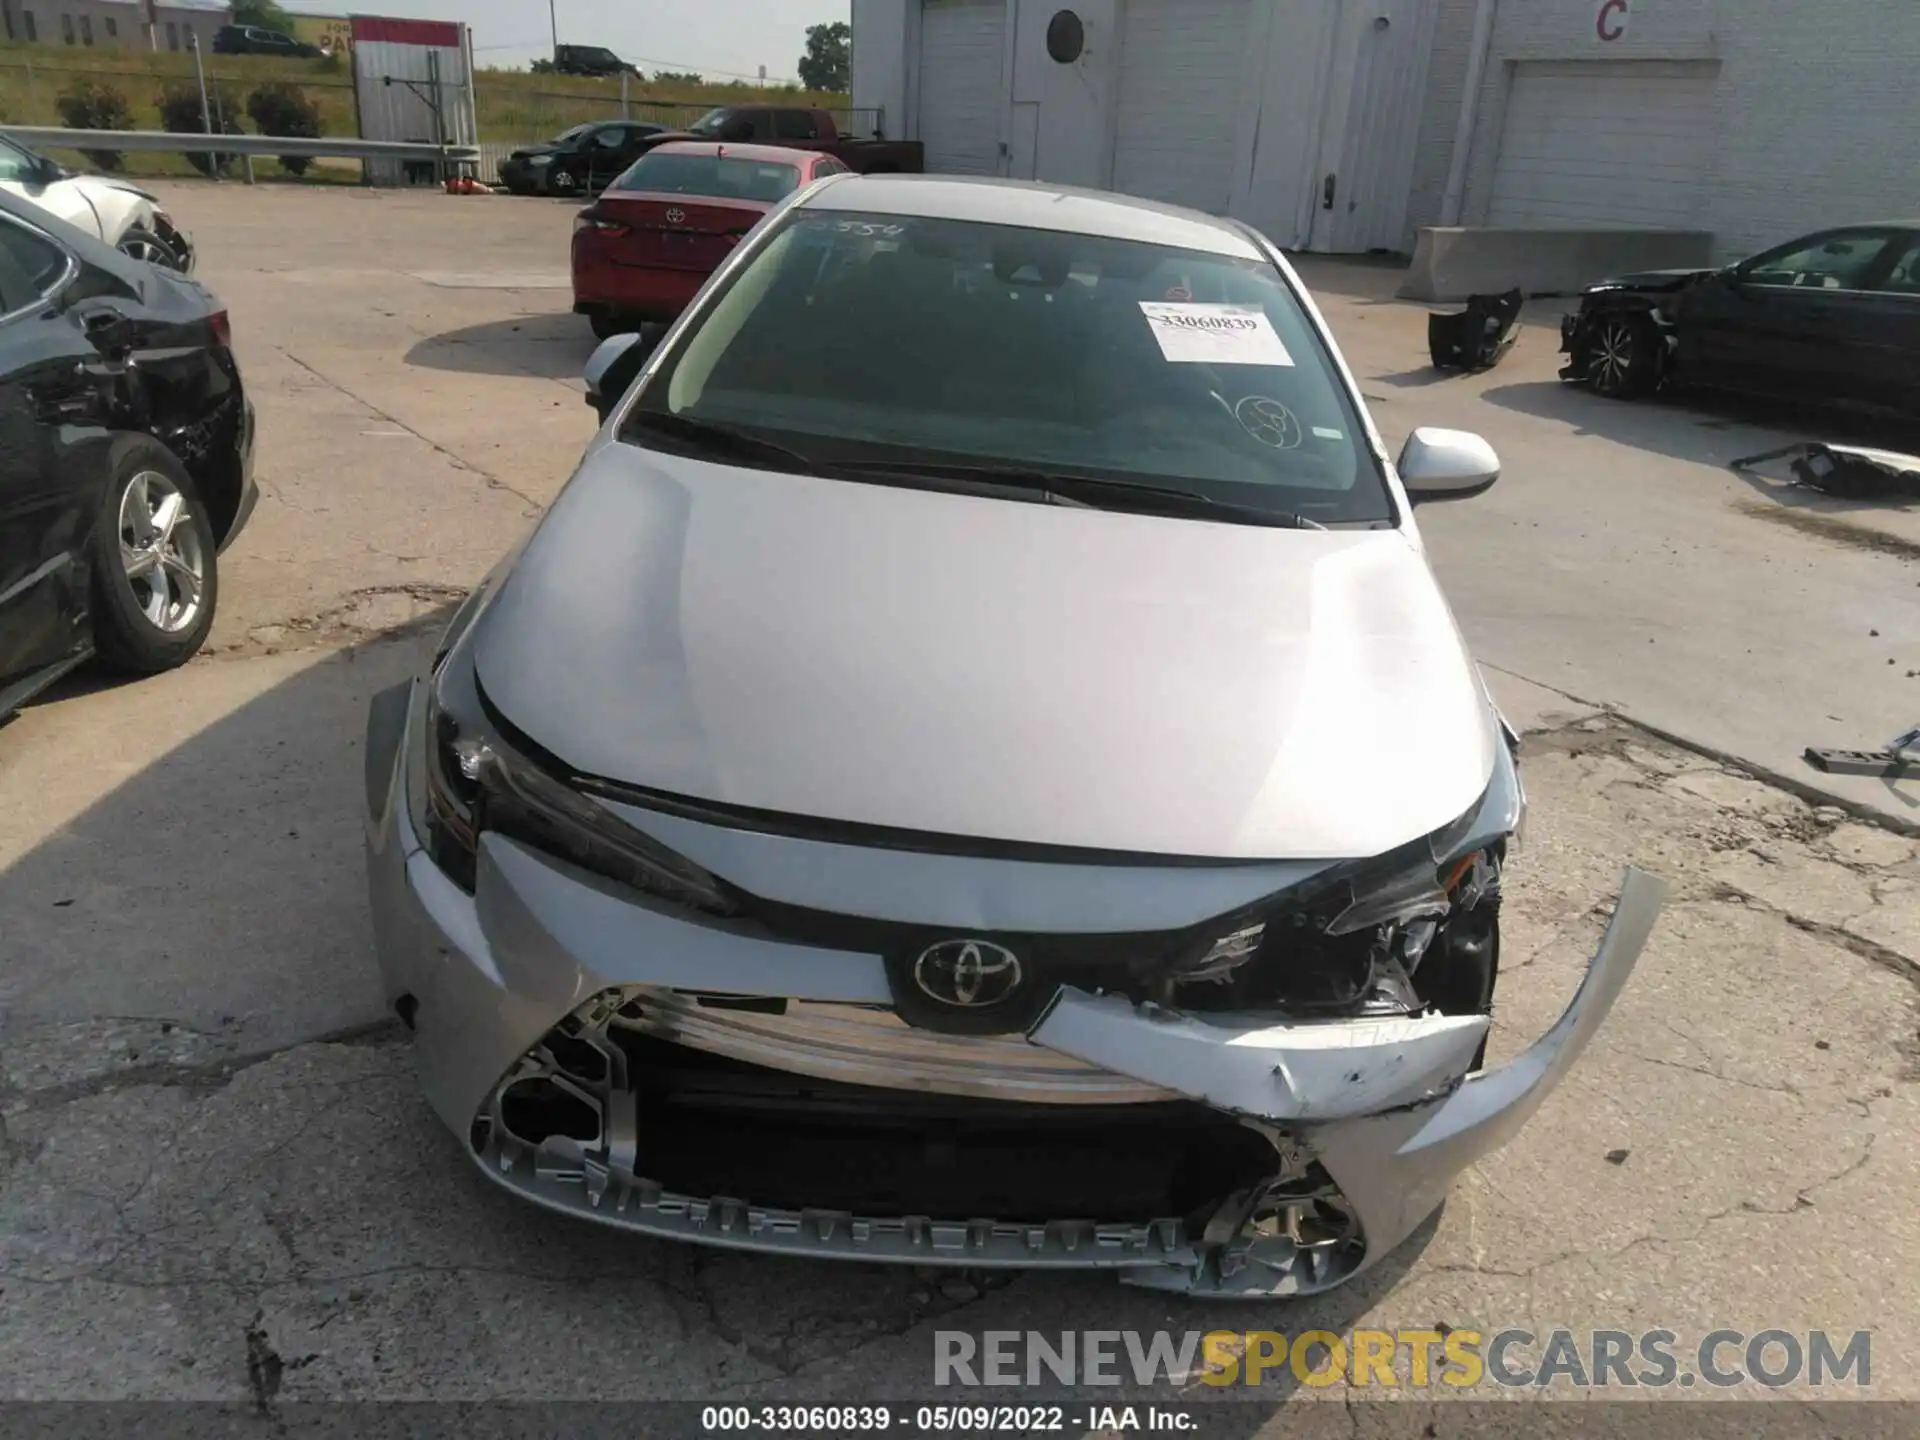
1173,747 -> 1522,1016
421,655 -> 735,916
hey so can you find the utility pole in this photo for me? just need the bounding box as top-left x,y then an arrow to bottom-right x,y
547,0 -> 558,57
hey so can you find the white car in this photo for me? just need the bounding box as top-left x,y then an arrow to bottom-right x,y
366,173 -> 1666,1297
0,133 -> 193,270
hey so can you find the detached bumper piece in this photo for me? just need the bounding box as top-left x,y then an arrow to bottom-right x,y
1429,289 -> 1523,373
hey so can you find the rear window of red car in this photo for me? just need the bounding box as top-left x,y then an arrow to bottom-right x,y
611,153 -> 801,204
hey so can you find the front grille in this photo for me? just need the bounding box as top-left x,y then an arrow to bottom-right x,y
479,991 -> 1277,1227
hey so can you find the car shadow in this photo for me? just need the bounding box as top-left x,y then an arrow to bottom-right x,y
0,616 -> 451,1056
1482,377 -> 1920,520
403,314 -> 598,383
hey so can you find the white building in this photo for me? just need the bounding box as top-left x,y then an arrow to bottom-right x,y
854,0 -> 1920,259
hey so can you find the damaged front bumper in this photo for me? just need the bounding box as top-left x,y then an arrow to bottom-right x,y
364,677 -> 1666,1297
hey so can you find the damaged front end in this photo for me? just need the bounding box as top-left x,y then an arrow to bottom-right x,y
365,643 -> 1667,1297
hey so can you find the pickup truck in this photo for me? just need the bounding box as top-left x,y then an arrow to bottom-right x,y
649,106 -> 923,174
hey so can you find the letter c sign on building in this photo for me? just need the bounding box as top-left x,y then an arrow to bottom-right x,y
1597,0 -> 1631,42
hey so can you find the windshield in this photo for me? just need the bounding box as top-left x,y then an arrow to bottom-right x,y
611,151 -> 800,202
686,108 -> 730,137
620,210 -> 1391,524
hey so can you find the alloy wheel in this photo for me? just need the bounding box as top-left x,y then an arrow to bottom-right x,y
1593,319 -> 1636,392
117,235 -> 177,268
118,471 -> 207,634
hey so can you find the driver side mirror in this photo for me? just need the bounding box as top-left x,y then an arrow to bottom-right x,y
583,327 -> 660,422
1397,427 -> 1500,505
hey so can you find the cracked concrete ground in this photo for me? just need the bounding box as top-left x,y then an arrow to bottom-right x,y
1,185 -> 1916,1411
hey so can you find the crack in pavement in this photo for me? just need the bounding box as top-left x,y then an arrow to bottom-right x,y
274,346 -> 546,515
0,1018 -> 403,1115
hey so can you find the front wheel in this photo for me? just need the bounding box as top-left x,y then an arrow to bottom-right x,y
1586,313 -> 1660,399
117,227 -> 185,271
90,439 -> 219,675
548,166 -> 580,196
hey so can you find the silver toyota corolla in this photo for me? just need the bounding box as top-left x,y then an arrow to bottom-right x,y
364,173 -> 1665,1297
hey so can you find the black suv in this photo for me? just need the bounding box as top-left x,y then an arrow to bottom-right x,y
555,44 -> 638,78
213,25 -> 320,57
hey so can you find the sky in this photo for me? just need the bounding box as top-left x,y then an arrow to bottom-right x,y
284,0 -> 850,85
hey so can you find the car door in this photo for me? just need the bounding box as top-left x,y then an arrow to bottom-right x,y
0,212 -> 100,695
1845,230 -> 1920,414
582,127 -> 631,192
1680,228 -> 1898,403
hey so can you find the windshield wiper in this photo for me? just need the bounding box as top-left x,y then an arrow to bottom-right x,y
833,461 -> 1328,529
626,411 -> 822,472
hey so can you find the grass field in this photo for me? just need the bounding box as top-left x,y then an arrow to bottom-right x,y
0,42 -> 856,179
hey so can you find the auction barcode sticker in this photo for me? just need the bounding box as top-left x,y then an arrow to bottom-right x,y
1138,302 -> 1295,366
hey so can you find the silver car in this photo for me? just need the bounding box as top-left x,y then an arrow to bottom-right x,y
364,174 -> 1665,1297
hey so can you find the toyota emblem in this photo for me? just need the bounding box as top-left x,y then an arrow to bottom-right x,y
912,939 -> 1022,1008
665,207 -> 686,224
1234,394 -> 1303,449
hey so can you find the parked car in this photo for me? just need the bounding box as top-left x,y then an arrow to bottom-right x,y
0,134 -> 194,271
572,141 -> 849,339
496,121 -> 669,197
0,188 -> 254,722
666,106 -> 923,174
1562,221 -> 1920,410
554,44 -> 639,78
365,172 -> 1664,1297
212,24 -> 321,57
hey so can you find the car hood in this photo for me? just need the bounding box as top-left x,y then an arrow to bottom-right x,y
473,447 -> 1498,860
1589,267 -> 1714,294
80,175 -> 161,204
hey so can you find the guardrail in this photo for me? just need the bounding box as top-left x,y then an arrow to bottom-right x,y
1,126 -> 480,169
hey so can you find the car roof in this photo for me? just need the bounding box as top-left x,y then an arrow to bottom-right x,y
640,140 -> 817,165
800,174 -> 1265,259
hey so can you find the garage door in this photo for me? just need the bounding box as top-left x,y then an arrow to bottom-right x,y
1111,0 -> 1252,214
917,0 -> 1006,176
1488,61 -> 1719,228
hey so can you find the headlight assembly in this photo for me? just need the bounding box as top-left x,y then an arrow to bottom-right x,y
421,656 -> 736,916
1173,746 -> 1521,1018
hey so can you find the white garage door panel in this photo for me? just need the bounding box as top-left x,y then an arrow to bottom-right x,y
1489,61 -> 1718,228
918,0 -> 1006,176
1112,0 -> 1251,214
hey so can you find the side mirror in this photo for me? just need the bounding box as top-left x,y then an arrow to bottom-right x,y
584,327 -> 663,422
1397,427 -> 1500,505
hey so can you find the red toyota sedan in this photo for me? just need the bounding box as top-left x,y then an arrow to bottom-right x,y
572,141 -> 848,338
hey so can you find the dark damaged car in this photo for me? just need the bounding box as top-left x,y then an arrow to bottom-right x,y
1562,222 -> 1920,410
0,187 -> 254,720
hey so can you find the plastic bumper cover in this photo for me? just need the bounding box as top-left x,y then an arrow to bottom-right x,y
364,678 -> 1666,1294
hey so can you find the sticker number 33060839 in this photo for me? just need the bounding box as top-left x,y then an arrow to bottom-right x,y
1138,302 -> 1295,367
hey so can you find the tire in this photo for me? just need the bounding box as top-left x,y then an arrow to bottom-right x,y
588,310 -> 634,341
90,438 -> 219,676
117,227 -> 185,271
1586,313 -> 1660,399
548,166 -> 580,196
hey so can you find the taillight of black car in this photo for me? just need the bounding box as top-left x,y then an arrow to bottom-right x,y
207,310 -> 232,351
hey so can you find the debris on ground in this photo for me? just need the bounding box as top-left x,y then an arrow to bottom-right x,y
1428,288 -> 1523,372
1733,441 -> 1920,500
